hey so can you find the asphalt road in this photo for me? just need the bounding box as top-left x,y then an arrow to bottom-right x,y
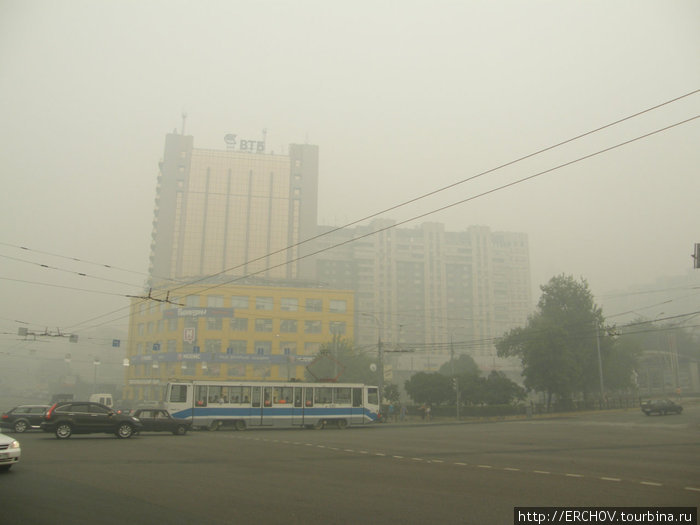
2,406 -> 698,525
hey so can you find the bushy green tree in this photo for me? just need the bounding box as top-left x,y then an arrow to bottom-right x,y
496,274 -> 637,407
304,336 -> 379,385
404,372 -> 453,405
438,354 -> 480,377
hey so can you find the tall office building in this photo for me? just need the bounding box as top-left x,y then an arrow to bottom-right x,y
315,219 -> 532,375
149,132 -> 319,283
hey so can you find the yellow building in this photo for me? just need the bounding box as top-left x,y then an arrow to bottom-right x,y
124,280 -> 354,402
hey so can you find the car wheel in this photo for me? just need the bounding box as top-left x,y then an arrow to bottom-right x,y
173,425 -> 187,436
117,423 -> 134,439
235,420 -> 246,431
13,420 -> 28,433
56,423 -> 72,439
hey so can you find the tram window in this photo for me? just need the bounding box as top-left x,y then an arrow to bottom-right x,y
252,388 -> 261,408
273,386 -> 293,404
241,386 -> 251,404
169,385 -> 188,403
195,386 -> 208,406
294,388 -> 302,407
367,388 -> 378,405
304,387 -> 313,407
334,388 -> 351,404
316,387 -> 332,404
209,386 -> 224,403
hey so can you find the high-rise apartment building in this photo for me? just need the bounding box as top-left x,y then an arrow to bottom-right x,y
315,220 -> 532,374
149,132 -> 319,282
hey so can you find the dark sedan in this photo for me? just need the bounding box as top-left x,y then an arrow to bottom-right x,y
641,399 -> 683,415
132,409 -> 190,435
1,405 -> 50,433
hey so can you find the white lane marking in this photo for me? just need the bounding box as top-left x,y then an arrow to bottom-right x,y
477,465 -> 492,469
534,470 -> 551,475
640,481 -> 662,487
344,449 -> 354,453
393,455 -> 404,459
454,462 -> 468,466
375,453 -> 386,457
411,457 -> 424,461
431,459 -> 444,463
565,473 -> 584,478
504,467 -> 520,472
601,477 -> 621,482
684,486 -> 700,492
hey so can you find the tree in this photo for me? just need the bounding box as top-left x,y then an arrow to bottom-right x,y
304,336 -> 380,385
496,274 -> 632,407
481,371 -> 526,405
438,354 -> 480,377
404,372 -> 453,405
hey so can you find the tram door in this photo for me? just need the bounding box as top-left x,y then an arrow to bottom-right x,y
261,386 -> 273,426
351,388 -> 364,424
292,387 -> 303,427
250,386 -> 262,426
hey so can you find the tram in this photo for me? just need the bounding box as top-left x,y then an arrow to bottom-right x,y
164,380 -> 381,430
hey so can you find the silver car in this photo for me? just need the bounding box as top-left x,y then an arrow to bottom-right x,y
0,432 -> 21,471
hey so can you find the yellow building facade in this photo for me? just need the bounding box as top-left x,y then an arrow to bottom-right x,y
124,282 -> 354,402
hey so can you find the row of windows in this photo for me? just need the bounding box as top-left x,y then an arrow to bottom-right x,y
135,340 -> 321,355
137,319 -> 346,335
169,384 -> 368,408
136,297 -> 347,314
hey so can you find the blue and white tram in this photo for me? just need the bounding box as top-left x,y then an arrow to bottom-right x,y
164,380 -> 381,430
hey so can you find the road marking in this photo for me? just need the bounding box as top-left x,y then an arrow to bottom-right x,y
504,467 -> 520,472
565,473 -> 583,478
344,449 -> 354,453
640,481 -> 662,487
316,445 -> 325,448
477,465 -> 492,469
684,486 -> 700,492
454,462 -> 468,466
431,459 -> 444,463
534,470 -> 550,475
375,453 -> 386,457
359,450 -> 369,454
601,477 -> 621,482
412,457 -> 424,461
393,455 -> 404,459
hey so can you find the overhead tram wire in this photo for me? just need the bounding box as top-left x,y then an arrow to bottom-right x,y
0,241 -> 183,285
64,112 -> 700,333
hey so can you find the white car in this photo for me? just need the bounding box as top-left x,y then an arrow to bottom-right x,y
0,432 -> 21,471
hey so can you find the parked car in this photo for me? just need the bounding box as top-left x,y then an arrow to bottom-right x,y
641,399 -> 683,416
0,432 -> 21,471
41,401 -> 143,439
1,405 -> 50,433
131,408 -> 191,435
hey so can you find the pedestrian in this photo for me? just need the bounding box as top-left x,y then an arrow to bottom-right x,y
388,403 -> 395,423
400,404 -> 407,422
425,403 -> 432,422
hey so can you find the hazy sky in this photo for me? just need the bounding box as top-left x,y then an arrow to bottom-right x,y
1,0 -> 699,339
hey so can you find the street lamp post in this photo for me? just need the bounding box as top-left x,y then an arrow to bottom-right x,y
362,313 -> 384,407
93,358 -> 101,395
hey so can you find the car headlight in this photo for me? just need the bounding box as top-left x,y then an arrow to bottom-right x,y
9,440 -> 20,449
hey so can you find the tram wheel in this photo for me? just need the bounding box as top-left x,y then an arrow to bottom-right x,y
235,420 -> 246,431
337,419 -> 348,430
312,419 -> 326,430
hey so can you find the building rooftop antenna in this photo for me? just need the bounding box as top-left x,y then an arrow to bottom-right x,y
181,112 -> 187,135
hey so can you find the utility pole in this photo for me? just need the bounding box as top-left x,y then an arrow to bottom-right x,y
378,335 -> 383,407
596,324 -> 605,402
450,336 -> 460,420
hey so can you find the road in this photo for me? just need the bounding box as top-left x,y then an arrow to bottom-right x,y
2,406 -> 698,524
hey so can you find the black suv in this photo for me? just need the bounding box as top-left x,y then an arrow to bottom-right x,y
41,402 -> 143,439
1,405 -> 50,433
